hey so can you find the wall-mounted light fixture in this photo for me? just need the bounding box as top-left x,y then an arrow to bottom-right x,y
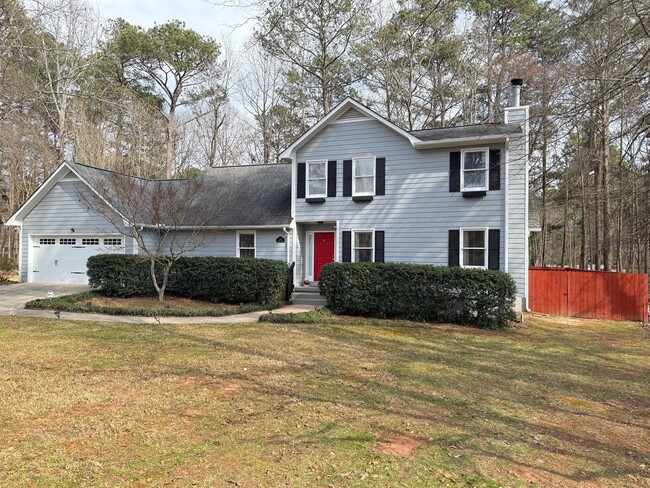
70,228 -> 75,232
276,236 -> 285,243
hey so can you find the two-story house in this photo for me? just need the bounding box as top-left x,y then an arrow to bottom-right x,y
6,89 -> 530,310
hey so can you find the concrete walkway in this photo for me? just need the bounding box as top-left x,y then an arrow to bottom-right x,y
0,282 -> 315,324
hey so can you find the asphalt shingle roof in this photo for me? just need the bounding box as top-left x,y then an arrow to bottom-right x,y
69,162 -> 292,227
409,123 -> 522,141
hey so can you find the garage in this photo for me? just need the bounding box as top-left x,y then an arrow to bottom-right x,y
30,236 -> 125,284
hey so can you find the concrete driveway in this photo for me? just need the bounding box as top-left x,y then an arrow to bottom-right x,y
0,282 -> 90,315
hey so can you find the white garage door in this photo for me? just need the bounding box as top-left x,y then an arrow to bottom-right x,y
31,236 -> 126,284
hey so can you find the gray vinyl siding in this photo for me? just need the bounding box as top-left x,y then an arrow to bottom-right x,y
20,177 -> 124,282
295,118 -> 510,288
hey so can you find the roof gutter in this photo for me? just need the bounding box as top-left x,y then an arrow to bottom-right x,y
137,224 -> 292,230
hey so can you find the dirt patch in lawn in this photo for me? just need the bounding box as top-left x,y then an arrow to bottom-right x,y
375,434 -> 427,457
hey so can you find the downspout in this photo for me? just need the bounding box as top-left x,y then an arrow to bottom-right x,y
283,226 -> 292,263
504,137 -> 509,274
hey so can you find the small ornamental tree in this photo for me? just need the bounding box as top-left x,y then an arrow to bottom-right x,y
78,170 -> 227,301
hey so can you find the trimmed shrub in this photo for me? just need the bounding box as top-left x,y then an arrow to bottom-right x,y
168,257 -> 288,304
87,254 -> 153,297
87,254 -> 288,304
318,263 -> 516,328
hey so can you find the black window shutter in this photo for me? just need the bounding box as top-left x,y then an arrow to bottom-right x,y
343,160 -> 352,197
489,149 -> 501,191
342,231 -> 351,262
376,157 -> 385,196
374,231 -> 385,262
297,163 -> 306,198
488,229 -> 500,270
449,152 -> 461,192
448,229 -> 460,267
327,160 -> 337,197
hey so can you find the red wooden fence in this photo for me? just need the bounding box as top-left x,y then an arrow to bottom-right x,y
529,267 -> 649,322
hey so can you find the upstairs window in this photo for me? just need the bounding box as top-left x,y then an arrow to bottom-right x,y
353,230 -> 374,262
352,157 -> 375,196
461,229 -> 487,268
461,149 -> 488,191
306,160 -> 327,198
237,231 -> 256,258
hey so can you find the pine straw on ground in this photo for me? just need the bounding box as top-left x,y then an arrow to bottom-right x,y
0,314 -> 648,487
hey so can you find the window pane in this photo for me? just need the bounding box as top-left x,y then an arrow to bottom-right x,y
239,234 -> 254,248
355,232 -> 373,248
354,158 -> 374,176
355,249 -> 373,262
464,230 -> 485,248
464,171 -> 486,189
464,151 -> 486,170
240,248 -> 255,259
308,179 -> 326,195
308,162 -> 325,178
354,176 -> 374,194
464,249 -> 485,266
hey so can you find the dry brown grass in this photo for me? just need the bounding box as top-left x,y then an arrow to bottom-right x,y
0,314 -> 648,487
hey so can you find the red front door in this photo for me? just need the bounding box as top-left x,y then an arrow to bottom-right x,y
313,232 -> 335,281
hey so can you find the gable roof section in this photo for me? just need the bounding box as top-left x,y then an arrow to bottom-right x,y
5,161 -> 292,228
279,97 -> 525,158
278,98 -> 420,159
5,161 -> 128,226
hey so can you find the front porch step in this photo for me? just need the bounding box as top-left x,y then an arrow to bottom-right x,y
291,286 -> 327,307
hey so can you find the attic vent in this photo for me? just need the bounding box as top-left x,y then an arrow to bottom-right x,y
62,173 -> 78,180
337,107 -> 367,122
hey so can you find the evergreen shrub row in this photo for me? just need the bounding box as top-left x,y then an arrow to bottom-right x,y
87,254 -> 288,304
318,262 -> 516,328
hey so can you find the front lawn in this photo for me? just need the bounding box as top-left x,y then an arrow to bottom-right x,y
25,291 -> 276,317
0,315 -> 648,486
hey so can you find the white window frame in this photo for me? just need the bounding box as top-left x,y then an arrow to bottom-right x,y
352,156 -> 376,196
236,230 -> 256,258
103,238 -> 122,246
460,148 -> 489,192
352,229 -> 374,263
460,227 -> 488,269
306,160 -> 328,198
59,238 -> 76,245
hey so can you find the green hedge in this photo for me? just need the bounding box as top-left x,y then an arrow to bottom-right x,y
318,263 -> 516,328
168,257 -> 288,304
87,255 -> 153,297
87,254 -> 288,304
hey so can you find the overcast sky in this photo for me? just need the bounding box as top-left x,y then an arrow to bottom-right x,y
97,0 -> 255,48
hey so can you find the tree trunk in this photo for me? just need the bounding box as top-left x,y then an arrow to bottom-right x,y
165,105 -> 176,178
561,182 -> 569,266
580,155 -> 588,270
601,100 -> 611,270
